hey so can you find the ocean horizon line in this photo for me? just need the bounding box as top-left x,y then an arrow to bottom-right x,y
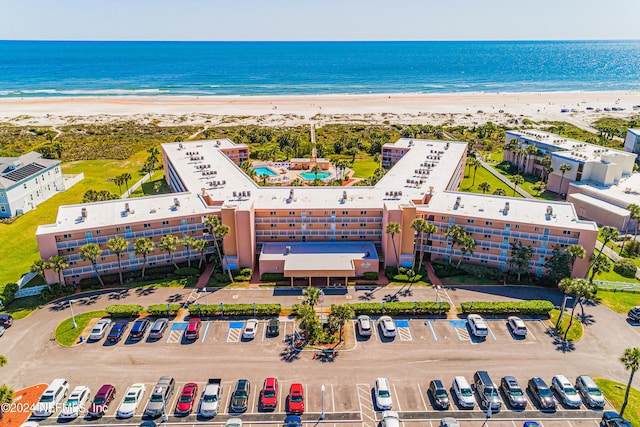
1,38 -> 640,43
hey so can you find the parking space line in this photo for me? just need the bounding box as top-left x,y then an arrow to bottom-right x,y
261,321 -> 266,342
373,321 -> 380,342
417,383 -> 428,411
356,383 -> 376,426
330,383 -> 335,412
427,320 -> 438,341
488,325 -> 497,340
222,381 -> 233,415
392,383 -> 401,412
201,322 -> 211,343
251,383 -> 258,413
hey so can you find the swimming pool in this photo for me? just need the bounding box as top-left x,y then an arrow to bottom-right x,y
300,171 -> 332,180
253,167 -> 277,177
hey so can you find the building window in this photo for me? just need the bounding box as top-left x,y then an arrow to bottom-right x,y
360,235 -> 366,239
289,224 -> 295,228
484,234 -> 491,239
482,247 -> 490,251
342,211 -> 348,215
341,236 -> 348,239
35,178 -> 38,184
162,220 -> 169,225
342,223 -> 347,227
23,184 -> 27,189
0,206 -> 5,213
67,248 -> 74,253
441,216 -> 446,220
467,219 -> 474,224
270,211 -> 276,216
534,227 -> 539,232
361,210 -> 367,215
360,223 -> 366,227
485,221 -> 492,226
116,227 -> 121,232
289,211 -> 295,216
96,230 -> 101,235
515,224 -> 520,229
270,224 -> 277,228
144,223 -> 151,228
0,192 -> 3,197
308,211 -> 313,216
63,234 -> 71,239
563,230 -> 571,235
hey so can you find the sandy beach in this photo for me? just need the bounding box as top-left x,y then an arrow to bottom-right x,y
0,91 -> 638,128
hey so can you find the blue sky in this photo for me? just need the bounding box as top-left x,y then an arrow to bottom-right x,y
2,0 -> 639,41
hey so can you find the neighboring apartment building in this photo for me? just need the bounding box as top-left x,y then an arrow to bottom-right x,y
624,128 -> 640,155
37,137 -> 598,285
0,151 -> 64,218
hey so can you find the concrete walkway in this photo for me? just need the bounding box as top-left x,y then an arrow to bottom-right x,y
478,158 -> 535,199
195,263 -> 215,289
594,240 -> 640,280
121,171 -> 153,199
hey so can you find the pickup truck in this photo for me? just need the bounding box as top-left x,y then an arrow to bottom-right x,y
199,378 -> 223,417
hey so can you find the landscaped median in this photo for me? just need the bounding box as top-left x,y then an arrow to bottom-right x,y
459,300 -> 555,315
339,301 -> 450,316
54,310 -> 107,346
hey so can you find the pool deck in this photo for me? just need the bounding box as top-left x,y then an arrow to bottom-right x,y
252,161 -> 347,184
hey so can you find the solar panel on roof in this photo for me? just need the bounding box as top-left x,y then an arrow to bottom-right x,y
3,163 -> 45,182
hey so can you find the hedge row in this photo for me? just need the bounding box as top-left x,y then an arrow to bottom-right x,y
260,273 -> 286,281
343,301 -> 450,316
363,272 -> 379,280
188,303 -> 282,317
460,300 -> 554,315
105,304 -> 144,318
147,304 -> 182,316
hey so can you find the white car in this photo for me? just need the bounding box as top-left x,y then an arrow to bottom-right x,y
374,378 -> 393,410
440,417 -> 461,427
380,410 -> 400,427
507,316 -> 527,336
117,383 -> 146,418
59,386 -> 90,419
88,318 -> 112,341
467,314 -> 489,337
551,375 -> 582,408
378,316 -> 396,338
225,418 -> 243,427
452,376 -> 475,409
242,319 -> 259,339
357,315 -> 372,336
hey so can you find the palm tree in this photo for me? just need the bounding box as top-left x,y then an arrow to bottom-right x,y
0,383 -> 14,420
511,174 -> 524,196
295,303 -> 318,344
214,225 -> 233,282
30,258 -> 49,284
385,222 -> 402,271
592,226 -> 619,269
48,255 -> 68,285
331,304 -> 355,342
133,237 -> 154,280
621,203 -> 640,254
445,225 -> 466,264
467,157 -> 480,185
113,174 -> 124,194
619,346 -> 640,417
557,278 -> 597,341
540,155 -> 552,181
478,182 -> 491,194
79,243 -> 104,287
158,234 -> 180,269
410,218 -> 427,269
524,145 -> 539,173
420,223 -> 437,270
311,164 -> 321,181
337,159 -> 350,179
204,216 -> 224,269
107,236 -> 129,286
122,172 -> 132,192
566,244 -> 586,274
303,287 -> 321,308
589,254 -> 611,283
493,188 -> 506,196
558,163 -> 572,196
457,235 -> 476,268
192,239 -> 209,269
182,235 -> 195,267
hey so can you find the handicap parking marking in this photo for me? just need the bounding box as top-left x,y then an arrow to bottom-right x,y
426,320 -> 438,341
356,383 -> 376,426
448,319 -> 472,342
227,321 -> 244,343
166,321 -> 187,343
201,322 -> 211,343
395,319 -> 413,342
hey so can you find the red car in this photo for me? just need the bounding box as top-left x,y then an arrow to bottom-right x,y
184,318 -> 201,340
259,377 -> 279,411
87,384 -> 116,418
288,383 -> 304,414
175,382 -> 198,415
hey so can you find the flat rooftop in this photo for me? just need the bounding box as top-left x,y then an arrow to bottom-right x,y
570,173 -> 640,207
567,192 -> 631,217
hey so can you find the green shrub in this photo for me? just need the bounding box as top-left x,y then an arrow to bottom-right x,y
2,283 -> 19,305
233,275 -> 251,282
105,304 -> 144,318
343,301 -> 450,316
213,272 -> 232,283
174,267 -> 200,277
147,304 -> 181,316
240,268 -> 253,277
460,300 -> 554,315
391,273 -> 423,283
260,272 -> 285,281
363,272 -> 379,280
613,258 -> 637,278
188,303 -> 281,317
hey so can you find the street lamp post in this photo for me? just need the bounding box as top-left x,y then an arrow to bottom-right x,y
203,287 -> 209,306
320,384 -> 325,420
319,290 -> 325,320
69,299 -> 77,329
557,295 -> 573,328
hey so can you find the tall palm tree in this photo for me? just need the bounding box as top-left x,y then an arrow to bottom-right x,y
122,172 -> 132,192
619,346 -> 640,417
621,203 -> 640,254
385,222 -> 402,271
30,258 -> 49,285
524,145 -> 539,173
493,188 -> 506,196
158,234 -> 180,269
79,243 -> 104,287
478,182 -> 491,194
420,223 -> 437,270
445,225 -> 466,264
311,164 -> 321,180
558,163 -> 572,196
511,174 -> 524,196
192,239 -> 209,269
204,216 -> 224,269
133,237 -> 154,280
590,226 -> 619,275
303,286 -> 321,308
410,218 -> 427,269
48,255 -> 68,285
107,236 -> 129,286
557,278 -> 596,341
589,255 -> 611,284
214,225 -> 233,282
182,235 -> 195,267
457,235 -> 477,268
331,304 -> 355,343
566,244 -> 586,274
467,157 -> 480,185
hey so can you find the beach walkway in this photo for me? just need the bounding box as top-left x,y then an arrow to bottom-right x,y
478,158 -> 534,199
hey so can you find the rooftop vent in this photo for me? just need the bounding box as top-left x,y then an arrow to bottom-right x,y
285,245 -> 291,254
174,198 -> 180,207
233,191 -> 237,197
81,207 -> 87,219
125,203 -> 130,213
342,190 -> 347,200
247,191 -> 251,197
503,201 -> 510,215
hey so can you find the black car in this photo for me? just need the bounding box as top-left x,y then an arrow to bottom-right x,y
0,314 -> 13,327
500,376 -> 526,409
527,377 -> 556,410
267,318 -> 280,337
428,379 -> 450,410
627,306 -> 640,322
107,322 -> 128,342
601,411 -> 632,427
230,379 -> 251,413
129,318 -> 150,340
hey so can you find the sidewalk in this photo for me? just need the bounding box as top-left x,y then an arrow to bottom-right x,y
121,172 -> 153,199
478,158 -> 534,199
594,241 -> 640,280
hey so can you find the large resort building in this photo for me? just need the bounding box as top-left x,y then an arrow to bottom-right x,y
36,136 -> 599,286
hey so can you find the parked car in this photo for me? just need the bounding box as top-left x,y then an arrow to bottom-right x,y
575,375 -> 605,408
117,383 -> 146,418
357,315 -> 373,336
473,371 -> 501,410
87,384 -> 116,418
175,382 -> 198,415
507,316 -> 527,336
452,376 -> 475,409
184,318 -> 201,340
32,379 -> 69,417
144,376 -> 175,418
527,377 -> 556,410
500,376 -> 527,409
627,306 -> 640,322
267,318 -> 280,336
148,318 -> 169,339
230,379 -> 251,413
287,383 -> 304,414
284,415 -> 302,427
129,318 -> 150,340
601,411 -> 632,427
260,377 -> 279,411
199,378 -> 223,417
243,319 -> 259,340
59,386 -> 91,419
374,378 -> 393,410
380,410 -> 400,427
88,318 -> 112,341
439,418 -> 461,427
551,375 -> 581,408
0,313 -> 13,327
468,314 -> 489,337
225,418 -> 243,427
428,379 -> 450,409
107,322 -> 128,343
378,316 -> 397,338
0,326 -> 5,337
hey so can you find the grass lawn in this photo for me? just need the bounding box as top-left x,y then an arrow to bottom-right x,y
130,170 -> 171,198
55,309 -> 107,346
548,308 -> 583,342
596,290 -> 640,315
1,295 -> 42,319
350,159 -> 379,178
460,165 -> 524,198
594,267 -> 639,283
0,150 -> 148,289
595,378 -> 640,427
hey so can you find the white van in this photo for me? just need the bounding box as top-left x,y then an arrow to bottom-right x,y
33,379 -> 69,417
452,376 -> 475,409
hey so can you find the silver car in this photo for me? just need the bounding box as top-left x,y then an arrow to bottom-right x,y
378,316 -> 396,338
380,411 -> 400,427
88,319 -> 112,341
148,318 -> 169,339
357,315 -> 372,336
551,375 -> 581,408
242,319 -> 258,340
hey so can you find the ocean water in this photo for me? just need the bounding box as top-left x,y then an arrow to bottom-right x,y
0,40 -> 639,97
